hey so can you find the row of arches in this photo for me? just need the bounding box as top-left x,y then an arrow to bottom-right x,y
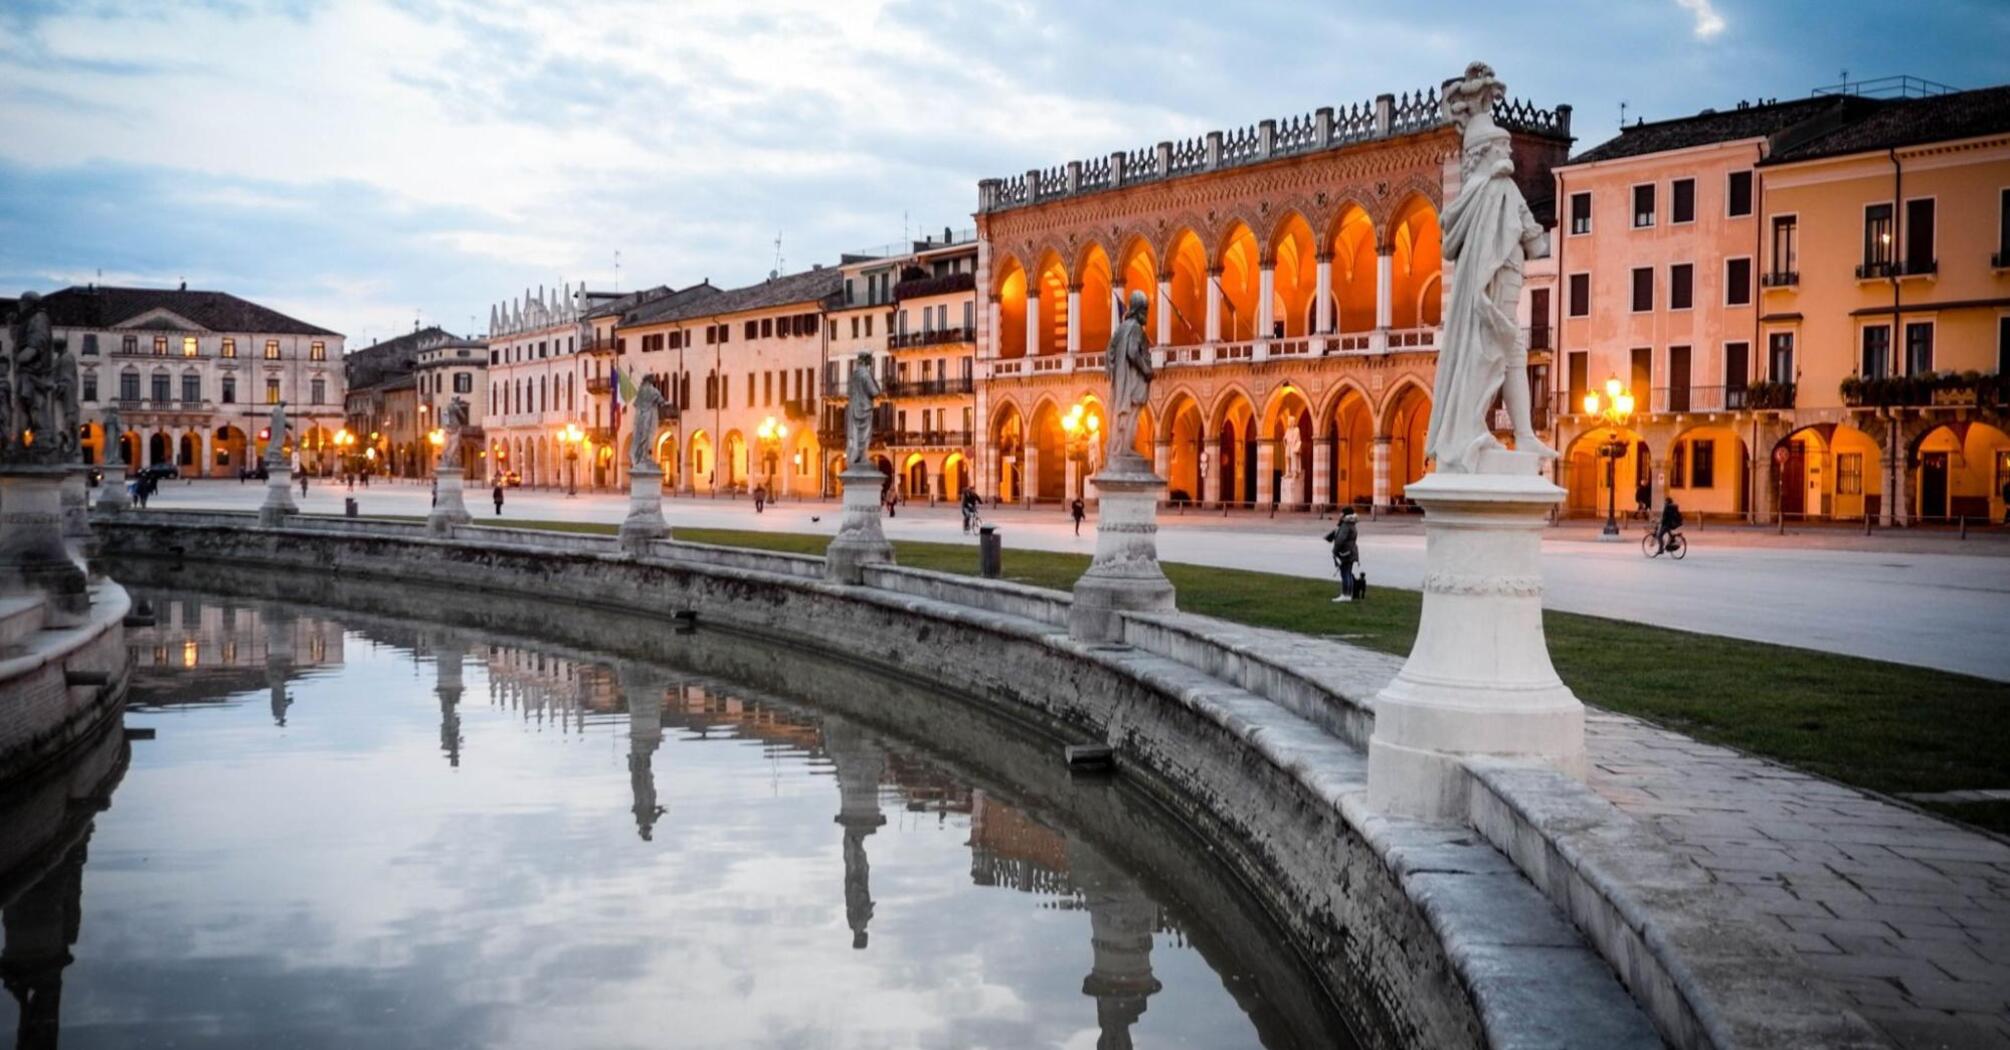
992,197 -> 1443,357
988,379 -> 1435,507
76,423 -> 327,476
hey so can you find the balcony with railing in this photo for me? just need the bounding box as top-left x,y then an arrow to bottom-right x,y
1855,258 -> 1937,281
782,397 -> 816,421
892,271 -> 976,301
115,397 -> 213,413
886,377 -> 975,399
585,376 -> 611,395
1761,270 -> 1799,288
883,429 -> 973,449
1841,370 -> 2005,409
888,325 -> 976,350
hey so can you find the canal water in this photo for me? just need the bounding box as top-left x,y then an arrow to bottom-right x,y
0,578 -> 1357,1049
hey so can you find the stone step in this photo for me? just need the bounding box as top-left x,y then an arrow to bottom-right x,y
0,594 -> 47,654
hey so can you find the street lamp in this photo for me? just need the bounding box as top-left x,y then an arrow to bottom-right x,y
1581,376 -> 1636,541
333,429 -> 355,474
1059,401 -> 1100,498
561,422 -> 583,497
756,416 -> 788,497
427,428 -> 445,476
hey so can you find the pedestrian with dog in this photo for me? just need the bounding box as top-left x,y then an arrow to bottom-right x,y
1324,507 -> 1361,603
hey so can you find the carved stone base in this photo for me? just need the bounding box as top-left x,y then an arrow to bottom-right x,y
826,465 -> 894,584
427,466 -> 473,535
258,463 -> 298,527
620,466 -> 671,551
0,466 -> 90,625
96,464 -> 130,513
61,465 -> 91,540
1367,450 -> 1584,820
1069,455 -> 1176,643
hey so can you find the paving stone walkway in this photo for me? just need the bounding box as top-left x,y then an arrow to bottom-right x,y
1585,710 -> 2010,1049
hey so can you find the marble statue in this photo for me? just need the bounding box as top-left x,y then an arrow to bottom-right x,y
629,381 -> 665,468
440,397 -> 468,468
100,404 -> 123,466
1283,427 -> 1303,478
1427,61 -> 1557,473
52,334 -> 78,456
845,351 -> 881,464
7,291 -> 58,456
1104,290 -> 1154,467
264,401 -> 288,466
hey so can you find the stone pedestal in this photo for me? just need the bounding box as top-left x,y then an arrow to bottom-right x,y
95,464 -> 130,513
1068,455 -> 1176,643
826,464 -> 894,583
0,466 -> 90,625
258,461 -> 297,527
1367,450 -> 1584,821
619,465 -> 671,551
427,465 -> 473,535
60,466 -> 90,541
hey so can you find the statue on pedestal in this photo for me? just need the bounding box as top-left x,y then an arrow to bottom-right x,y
629,381 -> 665,469
1103,290 -> 1154,469
1427,61 -> 1557,473
439,397 -> 468,469
845,351 -> 881,465
264,401 -> 288,466
6,292 -> 60,460
1283,427 -> 1303,478
100,404 -> 123,466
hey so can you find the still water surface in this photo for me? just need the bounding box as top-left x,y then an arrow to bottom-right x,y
0,584 -> 1353,1049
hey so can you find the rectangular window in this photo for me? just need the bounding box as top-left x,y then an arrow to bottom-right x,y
1630,347 -> 1652,400
864,315 -> 873,337
760,319 -> 771,339
1670,264 -> 1694,310
746,373 -> 754,404
180,374 -> 200,403
2001,315 -> 2010,375
82,375 -> 97,402
1837,453 -> 1863,495
764,371 -> 773,405
1631,268 -> 1654,312
1569,191 -> 1591,235
1770,216 -> 1798,280
221,338 -> 236,358
1668,345 -> 1692,411
454,372 -> 472,394
1864,203 -> 1894,269
183,336 -> 198,357
82,334 -> 98,356
1632,184 -> 1656,228
1568,273 -> 1590,317
1725,341 -> 1750,393
153,336 -> 167,356
1860,325 -> 1891,378
1904,322 -> 1933,376
264,340 -> 280,360
311,378 -> 326,404
1691,439 -> 1716,489
266,378 -> 281,404
120,373 -> 140,401
1904,198 -> 1935,273
1670,441 -> 1687,489
1727,171 -> 1753,217
310,341 -> 326,361
221,377 -> 235,404
1671,178 -> 1696,224
1726,258 -> 1752,306
1567,351 -> 1587,411
151,373 -> 170,403
122,335 -> 137,354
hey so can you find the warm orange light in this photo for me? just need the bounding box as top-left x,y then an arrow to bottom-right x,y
1582,392 -> 1600,415
1604,376 -> 1622,399
1614,393 -> 1636,416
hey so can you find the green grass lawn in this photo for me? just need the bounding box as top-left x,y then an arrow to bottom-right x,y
411,516 -> 2010,831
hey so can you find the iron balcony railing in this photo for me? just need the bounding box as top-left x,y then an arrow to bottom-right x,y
887,326 -> 977,350
887,377 -> 975,398
1856,259 -> 1936,280
884,429 -> 972,448
1761,270 -> 1799,288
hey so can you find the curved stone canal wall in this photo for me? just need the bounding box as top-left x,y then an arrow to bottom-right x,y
96,510 -> 1878,1050
0,580 -> 131,790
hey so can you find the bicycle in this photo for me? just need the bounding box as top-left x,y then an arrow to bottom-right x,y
1641,529 -> 1687,560
962,508 -> 983,534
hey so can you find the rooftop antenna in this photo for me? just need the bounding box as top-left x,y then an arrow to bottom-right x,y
1619,100 -> 1629,129
772,232 -> 785,278
614,249 -> 622,293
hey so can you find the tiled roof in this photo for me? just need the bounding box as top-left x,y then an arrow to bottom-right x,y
1565,96 -> 1865,165
627,267 -> 840,327
1763,84 -> 2010,163
343,325 -> 458,389
29,285 -> 341,337
584,285 -> 678,320
615,283 -> 723,327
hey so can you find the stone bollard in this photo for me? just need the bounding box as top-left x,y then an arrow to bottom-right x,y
619,465 -> 671,552
826,465 -> 894,583
427,466 -> 473,535
60,465 -> 91,542
979,525 -> 1002,578
1069,455 -> 1175,643
258,462 -> 298,527
1366,450 -> 1584,820
96,463 -> 130,514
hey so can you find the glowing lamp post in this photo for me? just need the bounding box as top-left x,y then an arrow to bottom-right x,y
333,429 -> 355,474
561,422 -> 583,497
756,416 -> 788,495
1581,376 -> 1636,541
1059,401 -> 1100,498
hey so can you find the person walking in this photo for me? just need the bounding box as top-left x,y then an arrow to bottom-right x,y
492,481 -> 505,516
1324,507 -> 1360,603
754,484 -> 767,514
299,471 -> 309,499
1070,496 -> 1086,536
1633,477 -> 1651,522
960,488 -> 981,533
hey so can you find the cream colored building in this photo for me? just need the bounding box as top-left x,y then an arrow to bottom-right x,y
414,335 -> 489,479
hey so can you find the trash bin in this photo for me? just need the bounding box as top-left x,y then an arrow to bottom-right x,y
344,498 -> 359,518
979,525 -> 1002,579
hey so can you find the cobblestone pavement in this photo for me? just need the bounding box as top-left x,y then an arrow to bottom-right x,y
1586,711 -> 2010,1049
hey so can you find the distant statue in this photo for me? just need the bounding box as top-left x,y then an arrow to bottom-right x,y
1104,290 -> 1155,468
265,400 -> 288,467
845,351 -> 881,465
1283,426 -> 1303,478
7,291 -> 59,457
440,396 -> 468,468
101,404 -> 123,466
629,381 -> 666,469
51,334 -> 79,456
1428,61 -> 1557,473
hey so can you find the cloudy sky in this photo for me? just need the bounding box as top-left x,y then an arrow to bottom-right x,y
1,0 -> 2004,347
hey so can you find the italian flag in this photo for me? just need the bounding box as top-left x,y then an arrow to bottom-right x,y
611,365 -> 639,433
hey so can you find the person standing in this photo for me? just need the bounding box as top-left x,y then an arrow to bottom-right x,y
1325,507 -> 1360,602
1070,496 -> 1086,536
1633,476 -> 1651,521
299,471 -> 309,499
492,481 -> 505,516
754,484 -> 767,514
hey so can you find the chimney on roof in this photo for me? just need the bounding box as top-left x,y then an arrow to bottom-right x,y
944,226 -> 952,243
178,280 -> 186,291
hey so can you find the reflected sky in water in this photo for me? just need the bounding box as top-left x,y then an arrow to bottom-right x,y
0,591 -> 1336,1049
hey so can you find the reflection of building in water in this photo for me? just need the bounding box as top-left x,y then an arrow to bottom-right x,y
822,717 -> 886,950
125,596 -> 345,711
484,645 -> 619,734
618,665 -> 666,840
968,793 -> 1076,899
434,634 -> 467,767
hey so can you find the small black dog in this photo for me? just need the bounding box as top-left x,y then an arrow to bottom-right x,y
1351,570 -> 1369,601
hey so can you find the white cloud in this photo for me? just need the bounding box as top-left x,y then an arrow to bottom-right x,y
1675,0 -> 1728,39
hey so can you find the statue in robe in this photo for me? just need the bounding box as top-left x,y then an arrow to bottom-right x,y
440,397 -> 468,468
629,381 -> 666,468
51,335 -> 78,456
101,404 -> 123,466
1427,62 -> 1558,473
1104,290 -> 1154,468
265,401 -> 288,467
1283,426 -> 1303,478
845,351 -> 881,465
8,291 -> 58,457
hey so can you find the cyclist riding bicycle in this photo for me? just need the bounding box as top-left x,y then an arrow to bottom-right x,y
960,488 -> 982,533
1652,497 -> 1684,555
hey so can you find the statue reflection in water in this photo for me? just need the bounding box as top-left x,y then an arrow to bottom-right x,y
263,605 -> 294,727
1068,837 -> 1164,1050
433,633 -> 466,768
619,665 -> 666,840
822,716 -> 885,949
